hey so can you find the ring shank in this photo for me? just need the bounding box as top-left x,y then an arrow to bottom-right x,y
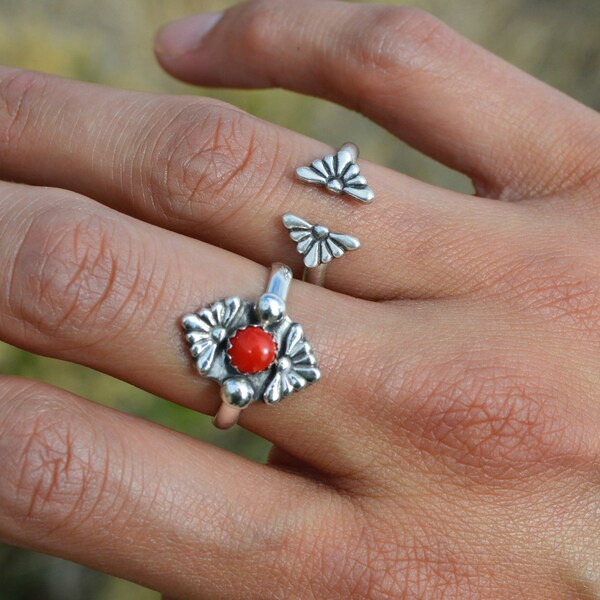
213,403 -> 244,430
266,263 -> 293,301
303,264 -> 327,287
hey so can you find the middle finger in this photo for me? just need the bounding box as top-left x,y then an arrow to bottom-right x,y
0,67 -> 538,300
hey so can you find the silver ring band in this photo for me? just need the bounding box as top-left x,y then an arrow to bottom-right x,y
182,264 -> 320,429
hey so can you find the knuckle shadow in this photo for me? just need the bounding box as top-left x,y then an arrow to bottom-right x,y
493,252 -> 600,336
238,0 -> 278,60
315,504 -> 484,599
400,355 -> 588,481
151,101 -> 278,227
0,387 -> 111,534
8,202 -> 154,349
350,7 -> 459,81
0,70 -> 48,149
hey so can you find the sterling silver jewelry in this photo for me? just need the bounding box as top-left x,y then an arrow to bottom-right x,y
181,264 -> 320,429
296,142 -> 375,203
283,214 -> 360,287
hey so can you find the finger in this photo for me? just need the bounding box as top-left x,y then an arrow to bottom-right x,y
155,0 -> 600,200
0,180 -> 398,475
0,376 -> 329,599
0,68 -> 537,300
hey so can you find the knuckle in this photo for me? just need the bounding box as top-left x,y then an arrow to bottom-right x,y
545,133 -> 600,197
9,200 -> 144,346
401,354 -> 584,479
266,496 -> 333,591
0,384 -> 110,532
494,251 -> 600,334
0,70 -> 48,148
351,6 -> 457,76
287,496 -> 361,597
306,512 -> 381,598
151,100 -> 277,226
238,0 -> 277,57
313,505 -> 481,598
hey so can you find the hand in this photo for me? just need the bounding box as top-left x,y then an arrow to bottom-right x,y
2,1 -> 600,598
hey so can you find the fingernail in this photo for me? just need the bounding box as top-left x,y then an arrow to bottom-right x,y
155,12 -> 224,58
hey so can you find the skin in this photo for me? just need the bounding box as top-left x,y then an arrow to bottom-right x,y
1,0 -> 600,597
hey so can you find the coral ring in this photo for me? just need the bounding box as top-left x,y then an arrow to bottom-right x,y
181,264 -> 320,429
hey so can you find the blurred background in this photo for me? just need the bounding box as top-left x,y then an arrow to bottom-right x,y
1,0 -> 599,598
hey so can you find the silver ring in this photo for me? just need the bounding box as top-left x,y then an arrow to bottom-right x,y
296,142 -> 375,203
181,264 -> 320,429
283,214 -> 361,287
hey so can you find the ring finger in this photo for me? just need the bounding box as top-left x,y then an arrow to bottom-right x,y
0,179 -> 412,474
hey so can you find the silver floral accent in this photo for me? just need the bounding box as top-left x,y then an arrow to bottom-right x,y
182,296 -> 243,375
181,265 -> 320,425
264,324 -> 320,404
296,144 -> 375,203
283,214 -> 361,269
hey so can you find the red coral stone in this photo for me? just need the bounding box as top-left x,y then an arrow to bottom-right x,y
227,327 -> 277,374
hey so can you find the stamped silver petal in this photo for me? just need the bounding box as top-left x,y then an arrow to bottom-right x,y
310,159 -> 329,179
223,296 -> 242,328
326,238 -> 346,258
344,174 -> 368,188
191,338 -> 214,359
296,166 -> 327,185
281,374 -> 296,397
290,349 -> 311,363
264,371 -> 284,404
323,154 -> 336,176
287,371 -> 307,390
287,332 -> 318,372
319,241 -> 333,264
291,349 -> 317,365
195,343 -> 217,375
336,149 -> 354,177
343,163 -> 360,180
329,232 -> 361,251
182,313 -> 211,332
297,236 -> 315,255
294,365 -> 321,382
343,185 -> 375,203
283,214 -> 312,231
290,230 -> 311,242
289,344 -> 309,360
304,242 -> 321,268
199,307 -> 217,327
288,338 -> 310,356
212,301 -> 226,326
285,323 -> 305,356
186,331 -> 210,345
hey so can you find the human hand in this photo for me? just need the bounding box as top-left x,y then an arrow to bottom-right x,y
2,1 -> 600,598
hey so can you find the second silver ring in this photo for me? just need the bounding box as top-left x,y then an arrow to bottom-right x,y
282,214 -> 361,287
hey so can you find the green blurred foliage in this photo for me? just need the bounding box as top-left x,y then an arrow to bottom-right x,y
1,0 -> 600,598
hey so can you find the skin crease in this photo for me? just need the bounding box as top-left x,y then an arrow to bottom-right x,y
2,0 -> 600,597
